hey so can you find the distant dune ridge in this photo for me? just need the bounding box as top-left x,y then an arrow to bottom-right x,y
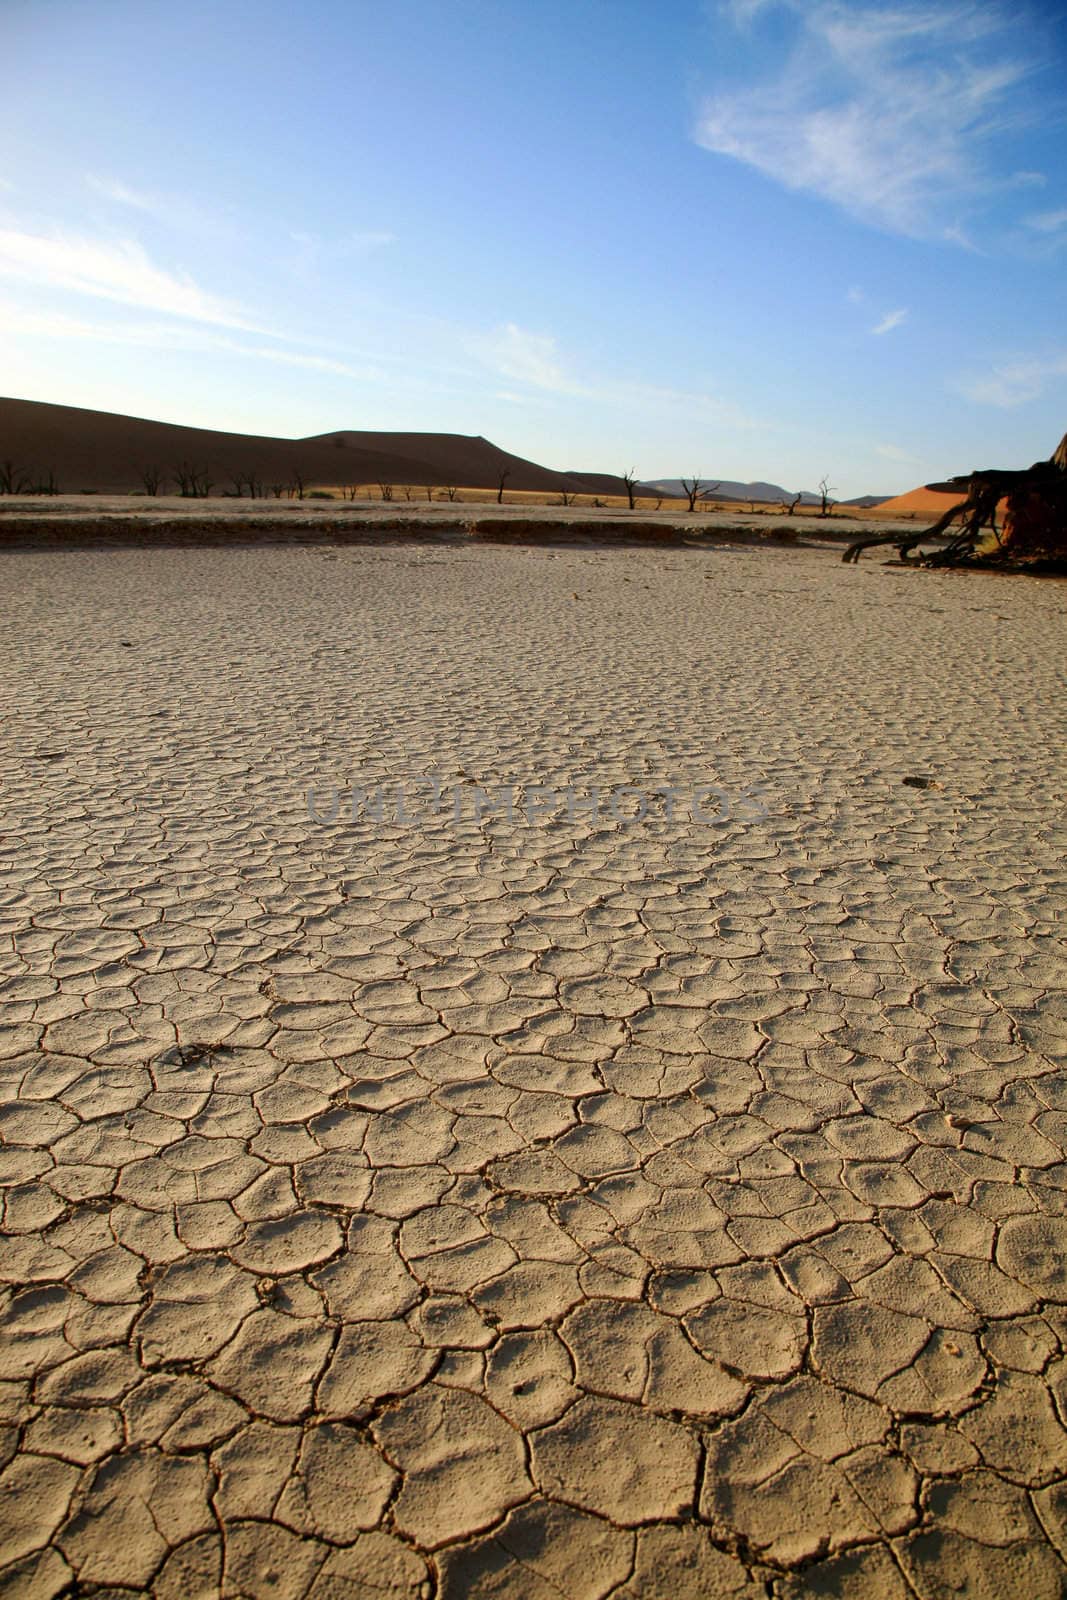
1,395 -> 899,505
0,397 -> 612,497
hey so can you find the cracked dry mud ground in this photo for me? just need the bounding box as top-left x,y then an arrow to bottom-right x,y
0,541 -> 1065,1600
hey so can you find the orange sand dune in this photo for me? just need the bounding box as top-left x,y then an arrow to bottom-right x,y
875,486 -> 966,518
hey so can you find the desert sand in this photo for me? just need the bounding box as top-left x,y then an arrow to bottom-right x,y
1,532 -> 1066,1597
871,487 -> 965,519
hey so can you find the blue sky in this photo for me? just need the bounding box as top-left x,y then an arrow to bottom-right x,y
2,0 -> 1066,494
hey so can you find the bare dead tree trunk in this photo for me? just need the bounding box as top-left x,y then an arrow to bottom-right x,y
680,477 -> 704,512
844,432 -> 1067,567
497,469 -> 511,505
0,460 -> 34,494
622,470 -> 637,510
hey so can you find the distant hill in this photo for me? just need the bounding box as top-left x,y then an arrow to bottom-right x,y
0,397 -> 894,505
841,494 -> 891,508
0,397 -> 600,496
640,477 -> 820,505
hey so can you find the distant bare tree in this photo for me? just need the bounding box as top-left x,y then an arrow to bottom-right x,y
226,470 -> 264,499
424,485 -> 435,502
784,494 -> 802,516
378,482 -> 394,502
621,469 -> 639,510
818,476 -> 837,517
288,471 -> 305,501
496,468 -> 511,505
141,466 -> 166,496
35,469 -> 59,496
444,484 -> 458,501
654,497 -> 662,511
341,484 -> 360,501
559,488 -> 574,507
680,476 -> 705,512
270,483 -> 285,499
174,461 -> 213,498
0,459 -> 32,494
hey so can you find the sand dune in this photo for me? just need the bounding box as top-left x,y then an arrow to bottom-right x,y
0,396 -> 612,497
874,485 -> 969,518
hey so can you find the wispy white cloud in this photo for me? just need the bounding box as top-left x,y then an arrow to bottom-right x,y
941,223 -> 983,251
0,227 -> 254,328
482,322 -> 584,394
86,175 -> 164,214
872,307 -> 908,335
696,2 -> 1040,238
1024,207 -> 1067,233
876,442 -> 919,462
955,352 -> 1067,407
477,321 -> 755,427
0,300 -> 378,378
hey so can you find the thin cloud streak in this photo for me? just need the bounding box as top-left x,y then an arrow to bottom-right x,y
483,323 -> 585,395
695,2 -> 1040,238
955,352 -> 1067,407
478,322 -> 756,428
1025,207 -> 1067,233
872,308 -> 909,335
0,301 -> 380,378
86,175 -> 165,215
0,227 -> 256,329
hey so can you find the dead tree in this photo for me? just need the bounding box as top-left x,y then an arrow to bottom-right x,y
444,484 -> 458,502
844,432 -> 1067,568
174,462 -> 213,498
680,476 -> 703,512
0,460 -> 32,494
378,482 -> 394,502
141,466 -> 166,496
784,494 -> 802,516
496,469 -> 511,505
818,477 -> 836,517
288,471 -> 305,501
681,476 -> 711,512
226,471 -> 256,498
559,489 -> 574,507
622,469 -> 638,510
